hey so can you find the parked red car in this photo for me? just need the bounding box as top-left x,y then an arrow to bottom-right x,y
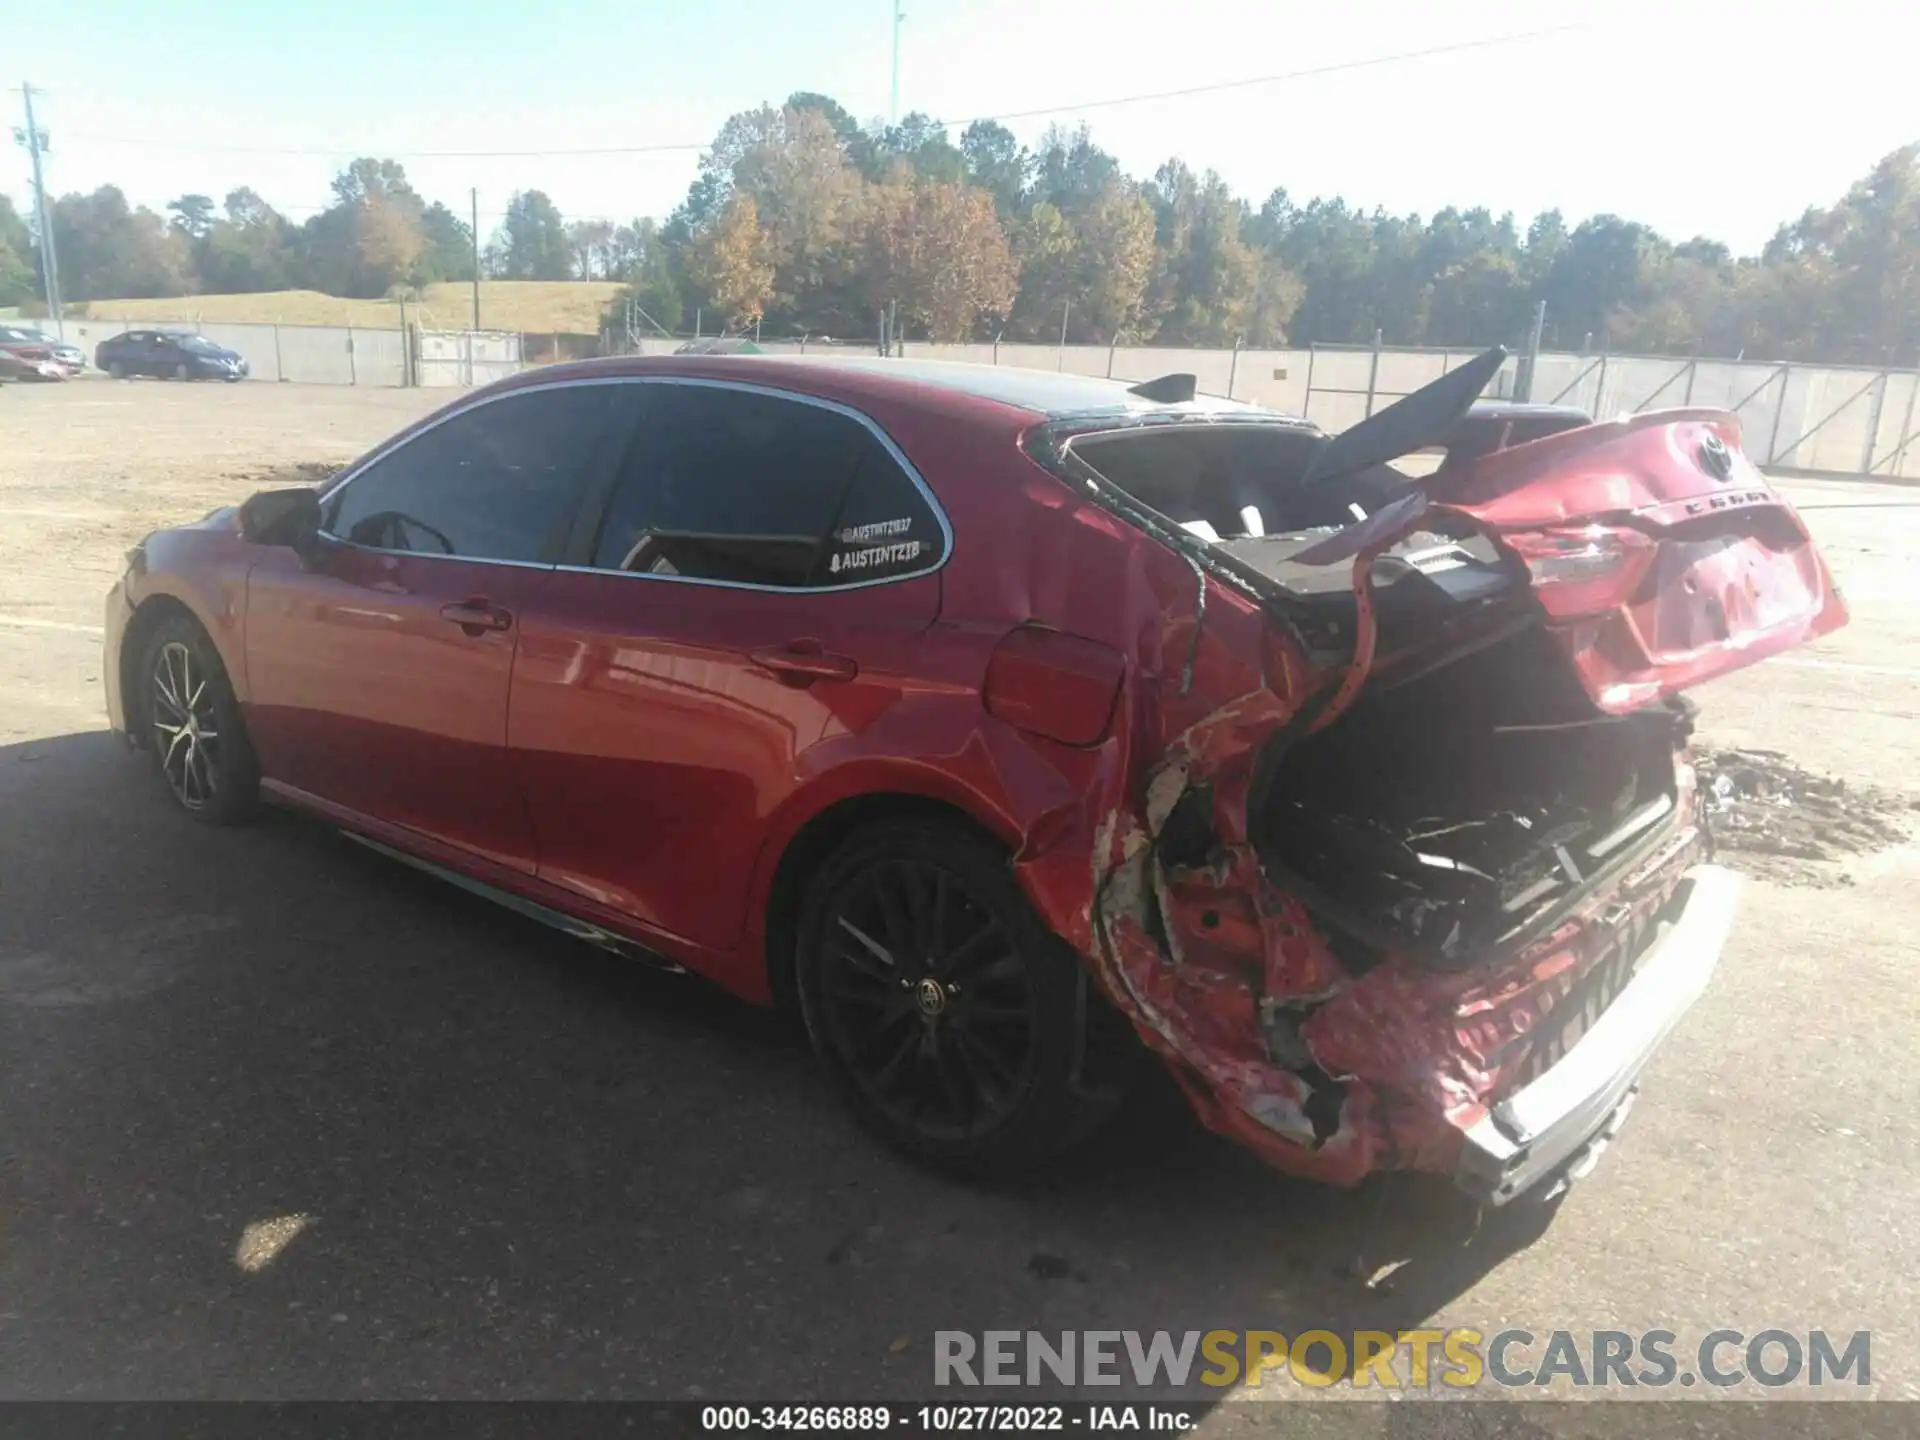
104,352 -> 1846,1203
0,323 -> 82,380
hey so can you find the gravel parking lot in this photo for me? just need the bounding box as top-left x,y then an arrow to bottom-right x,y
2,381 -> 1917,1416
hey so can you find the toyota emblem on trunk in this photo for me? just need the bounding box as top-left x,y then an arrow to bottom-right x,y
1698,432 -> 1735,481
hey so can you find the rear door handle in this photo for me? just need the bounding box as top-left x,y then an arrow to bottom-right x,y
440,599 -> 513,635
750,642 -> 859,685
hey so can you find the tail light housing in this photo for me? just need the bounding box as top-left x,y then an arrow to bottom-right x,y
1503,524 -> 1657,619
983,624 -> 1126,747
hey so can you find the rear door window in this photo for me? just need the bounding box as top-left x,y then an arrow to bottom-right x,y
587,383 -> 944,588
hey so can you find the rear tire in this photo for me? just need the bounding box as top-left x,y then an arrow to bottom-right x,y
107,361 -> 126,379
137,614 -> 259,825
172,362 -> 191,382
794,817 -> 1140,1177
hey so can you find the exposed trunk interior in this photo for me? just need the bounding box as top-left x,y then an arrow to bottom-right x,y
1254,626 -> 1687,970
1067,423 -> 1534,664
1068,423 -> 1413,537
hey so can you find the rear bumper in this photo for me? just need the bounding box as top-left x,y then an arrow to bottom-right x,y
1455,864 -> 1741,1205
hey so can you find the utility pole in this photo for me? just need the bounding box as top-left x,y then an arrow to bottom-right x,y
469,188 -> 481,331
1519,298 -> 1547,401
14,84 -> 62,336
889,1 -> 905,122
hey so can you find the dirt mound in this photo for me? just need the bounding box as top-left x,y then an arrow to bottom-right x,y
243,461 -> 341,489
1695,747 -> 1917,887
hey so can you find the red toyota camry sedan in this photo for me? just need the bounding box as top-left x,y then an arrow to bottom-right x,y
104,351 -> 1845,1203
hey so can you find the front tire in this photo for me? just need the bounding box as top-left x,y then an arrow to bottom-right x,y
795,818 -> 1139,1177
138,614 -> 259,824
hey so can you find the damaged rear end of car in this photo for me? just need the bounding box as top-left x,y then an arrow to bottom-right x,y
1019,350 -> 1846,1204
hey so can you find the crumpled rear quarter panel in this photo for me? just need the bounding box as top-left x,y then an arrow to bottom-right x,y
998,501 -> 1706,1186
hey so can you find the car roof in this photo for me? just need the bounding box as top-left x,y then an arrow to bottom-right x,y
508,352 -> 1303,426
764,355 -> 1264,417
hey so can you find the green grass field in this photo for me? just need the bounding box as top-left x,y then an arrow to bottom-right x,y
35,281 -> 626,334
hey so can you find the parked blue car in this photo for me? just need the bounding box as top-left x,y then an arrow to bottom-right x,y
96,330 -> 249,381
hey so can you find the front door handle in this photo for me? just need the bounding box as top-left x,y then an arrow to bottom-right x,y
749,642 -> 859,685
440,599 -> 513,636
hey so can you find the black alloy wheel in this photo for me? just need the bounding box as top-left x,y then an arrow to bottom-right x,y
820,856 -> 1038,1141
796,818 -> 1139,1175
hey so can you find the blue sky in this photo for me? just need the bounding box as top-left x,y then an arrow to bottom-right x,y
14,0 -> 1918,254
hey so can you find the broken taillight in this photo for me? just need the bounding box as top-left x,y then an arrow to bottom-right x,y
983,624 -> 1126,747
1503,525 -> 1657,619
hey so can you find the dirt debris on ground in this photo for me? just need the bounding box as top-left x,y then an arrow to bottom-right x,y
242,460 -> 345,490
1695,745 -> 1917,886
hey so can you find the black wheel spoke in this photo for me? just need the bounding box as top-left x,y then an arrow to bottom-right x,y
861,1013 -> 920,1080
959,999 -> 1032,1028
956,1020 -> 1029,1080
870,869 -> 916,973
928,1030 -> 970,1123
830,921 -> 897,984
835,985 -> 915,1020
953,1027 -> 1018,1092
852,1001 -> 915,1051
899,863 -> 935,960
936,919 -> 1009,980
950,1028 -> 1015,1110
931,870 -> 950,958
970,953 -> 1025,988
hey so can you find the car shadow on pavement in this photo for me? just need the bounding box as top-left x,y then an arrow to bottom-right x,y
0,730 -> 1559,1403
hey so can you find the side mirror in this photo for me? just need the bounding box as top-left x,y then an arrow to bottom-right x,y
238,486 -> 322,549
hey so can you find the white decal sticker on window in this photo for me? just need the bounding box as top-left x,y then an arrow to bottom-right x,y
836,516 -> 913,544
829,539 -> 923,575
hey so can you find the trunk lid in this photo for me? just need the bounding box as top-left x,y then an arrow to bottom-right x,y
1427,407 -> 1846,713
1289,350 -> 1846,716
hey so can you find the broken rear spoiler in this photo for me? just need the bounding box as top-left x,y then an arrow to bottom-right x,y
1297,340 -> 1595,489
1298,347 -> 1510,487
1441,401 -> 1594,467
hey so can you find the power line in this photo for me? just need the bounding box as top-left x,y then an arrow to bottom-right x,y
54,25 -> 1581,160
58,133 -> 707,159
938,25 -> 1585,126
219,202 -> 648,224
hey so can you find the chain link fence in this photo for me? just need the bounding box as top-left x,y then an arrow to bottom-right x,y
49,309 -> 1913,481
612,329 -> 1919,481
